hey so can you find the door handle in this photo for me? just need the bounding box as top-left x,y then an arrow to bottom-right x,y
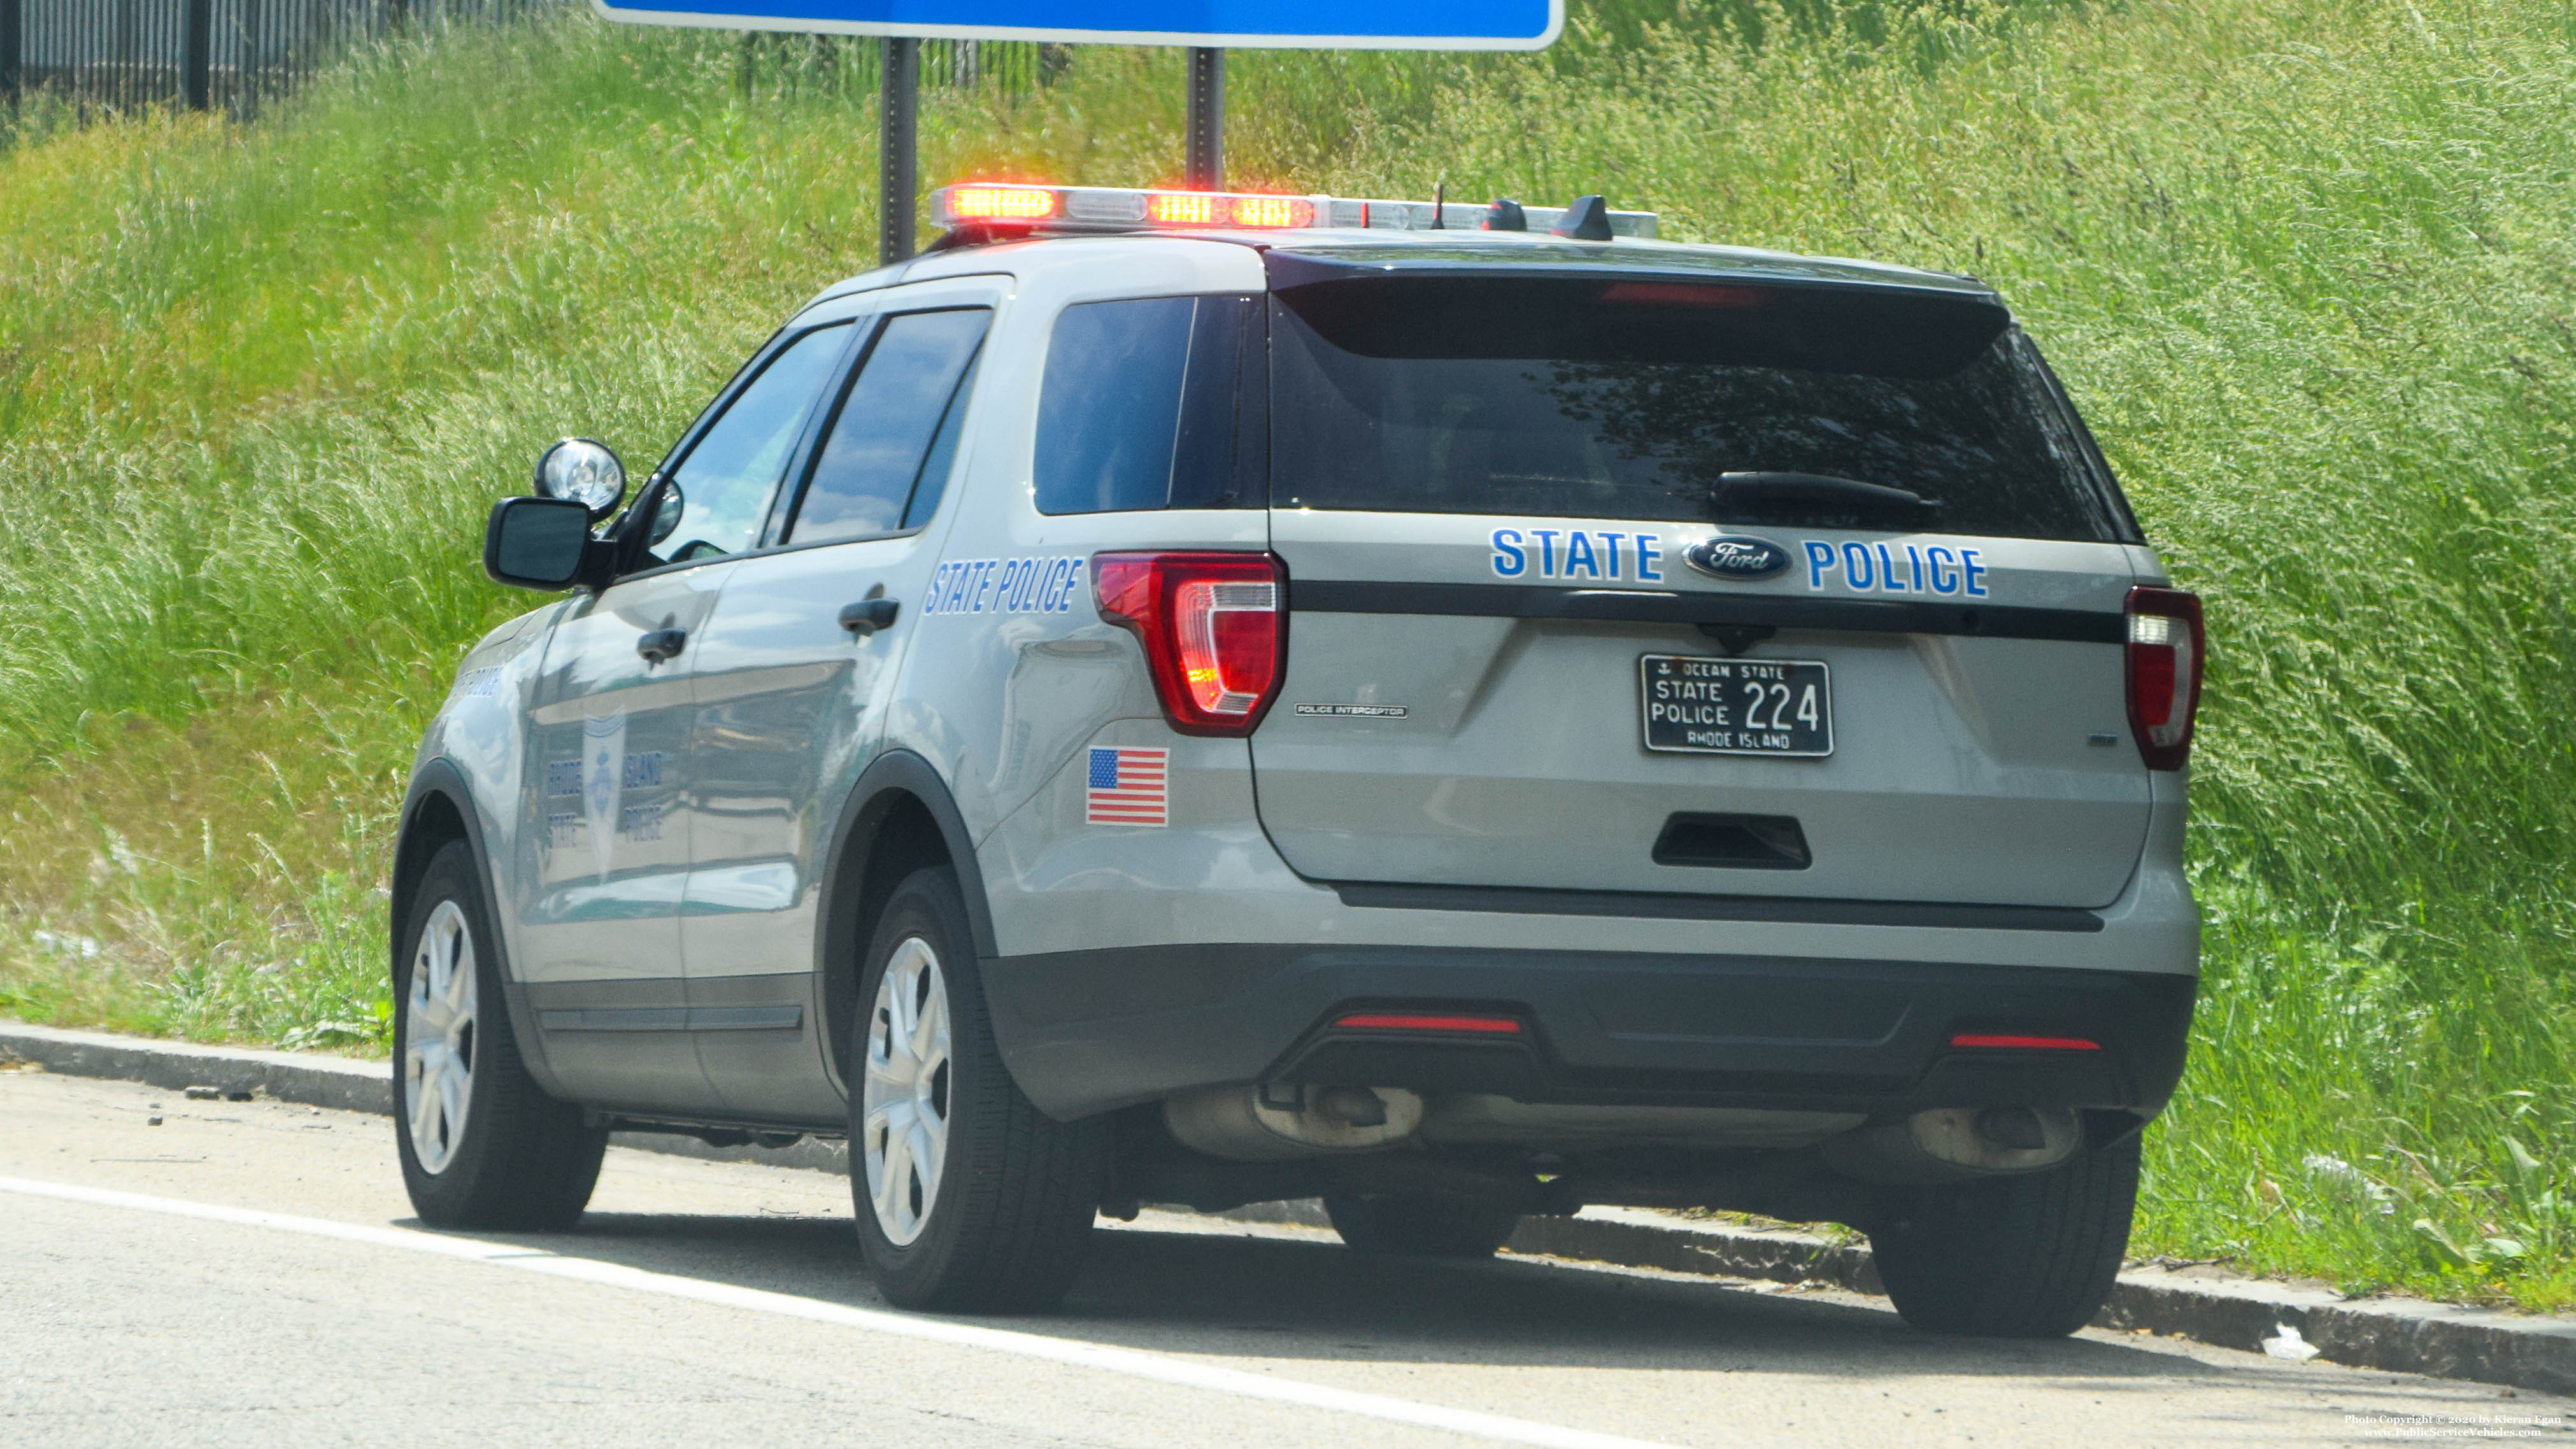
636,628 -> 687,663
838,598 -> 900,638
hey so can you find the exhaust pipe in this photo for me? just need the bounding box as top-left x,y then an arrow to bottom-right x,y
1822,1105 -> 2083,1184
1163,1082 -> 1425,1161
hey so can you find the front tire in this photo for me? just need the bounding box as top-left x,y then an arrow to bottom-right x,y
1869,1134 -> 2139,1337
1324,1194 -> 1521,1259
851,866 -> 1107,1311
394,840 -> 607,1229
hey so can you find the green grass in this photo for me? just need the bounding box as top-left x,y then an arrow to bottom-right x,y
6,0 -> 2576,1309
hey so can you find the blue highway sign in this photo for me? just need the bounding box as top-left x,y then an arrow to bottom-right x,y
592,0 -> 1562,49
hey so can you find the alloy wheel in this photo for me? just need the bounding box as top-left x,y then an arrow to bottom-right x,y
404,899 -> 478,1174
862,936 -> 953,1247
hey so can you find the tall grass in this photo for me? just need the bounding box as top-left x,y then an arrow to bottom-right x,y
4,0 -> 2575,1306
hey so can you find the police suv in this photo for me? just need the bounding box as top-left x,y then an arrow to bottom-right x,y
397,182 -> 2203,1337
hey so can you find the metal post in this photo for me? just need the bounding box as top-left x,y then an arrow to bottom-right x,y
879,36 -> 918,264
182,0 -> 213,109
1185,46 -> 1223,191
0,0 -> 21,113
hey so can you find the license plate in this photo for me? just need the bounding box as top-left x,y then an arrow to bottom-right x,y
1640,654 -> 1833,758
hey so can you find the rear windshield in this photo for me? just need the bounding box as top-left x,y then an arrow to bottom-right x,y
1268,275 -> 2137,542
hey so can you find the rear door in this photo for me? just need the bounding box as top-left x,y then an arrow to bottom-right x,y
681,287 -> 998,1119
1251,264 -> 2153,910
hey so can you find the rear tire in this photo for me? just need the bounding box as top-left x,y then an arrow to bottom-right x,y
851,866 -> 1107,1311
394,840 -> 607,1229
1869,1134 -> 2139,1337
1324,1193 -> 1521,1259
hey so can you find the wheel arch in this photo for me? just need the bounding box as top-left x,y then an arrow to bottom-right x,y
815,751 -> 1002,1094
394,761 -> 563,1094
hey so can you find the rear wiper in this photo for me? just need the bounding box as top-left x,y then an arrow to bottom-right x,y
1714,472 -> 1942,514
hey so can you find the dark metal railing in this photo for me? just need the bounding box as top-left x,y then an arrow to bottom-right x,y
0,0 -> 1054,122
734,32 -> 1061,100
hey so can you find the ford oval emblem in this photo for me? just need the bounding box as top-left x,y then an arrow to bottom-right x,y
1682,535 -> 1792,581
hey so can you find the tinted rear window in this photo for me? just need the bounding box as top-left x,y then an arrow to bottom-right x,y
1034,295 -> 1261,514
1268,276 -> 2136,542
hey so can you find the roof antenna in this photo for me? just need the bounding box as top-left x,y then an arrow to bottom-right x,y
1552,194 -> 1615,241
1430,180 -> 1446,230
1482,197 -> 1526,232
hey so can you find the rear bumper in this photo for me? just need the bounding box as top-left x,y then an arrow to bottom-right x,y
985,942 -> 2195,1122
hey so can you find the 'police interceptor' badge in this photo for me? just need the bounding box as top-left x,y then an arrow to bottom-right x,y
1640,654 -> 1832,757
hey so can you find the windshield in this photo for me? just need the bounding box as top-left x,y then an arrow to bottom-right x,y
1268,276 -> 2137,542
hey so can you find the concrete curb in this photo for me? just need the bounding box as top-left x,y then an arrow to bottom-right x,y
9,1019 -> 2575,1397
0,1021 -> 851,1173
1230,1196 -> 2576,1395
1,1021 -> 394,1115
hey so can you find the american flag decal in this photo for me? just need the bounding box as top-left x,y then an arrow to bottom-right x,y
1085,746 -> 1169,826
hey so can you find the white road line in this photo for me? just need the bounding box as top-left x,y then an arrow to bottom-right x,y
0,1174 -> 1677,1449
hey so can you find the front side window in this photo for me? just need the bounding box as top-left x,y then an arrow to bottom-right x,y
1034,295 -> 1257,515
785,308 -> 990,546
651,323 -> 850,563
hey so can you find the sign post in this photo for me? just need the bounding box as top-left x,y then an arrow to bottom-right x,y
879,37 -> 918,264
1185,46 -> 1223,191
1,0 -> 21,114
595,0 -> 1562,261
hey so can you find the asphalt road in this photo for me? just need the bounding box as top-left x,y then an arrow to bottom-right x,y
4,1069 -> 2568,1448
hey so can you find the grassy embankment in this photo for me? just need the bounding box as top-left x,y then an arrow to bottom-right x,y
4,0 -> 2575,1306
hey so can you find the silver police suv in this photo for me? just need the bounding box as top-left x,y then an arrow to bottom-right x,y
395,183 -> 2203,1337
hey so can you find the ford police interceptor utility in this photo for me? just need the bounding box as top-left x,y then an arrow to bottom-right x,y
397,181 -> 2203,1337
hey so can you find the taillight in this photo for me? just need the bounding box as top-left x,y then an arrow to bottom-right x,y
1093,552 -> 1286,737
2124,586 -> 2205,771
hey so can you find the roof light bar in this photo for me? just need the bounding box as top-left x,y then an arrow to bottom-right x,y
929,183 -> 1657,240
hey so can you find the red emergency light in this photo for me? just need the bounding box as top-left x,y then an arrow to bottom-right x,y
941,185 -> 1058,222
1142,192 -> 1318,228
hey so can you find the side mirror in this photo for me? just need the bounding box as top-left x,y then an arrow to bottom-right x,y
646,479 -> 685,547
484,496 -> 595,591
534,438 -> 627,520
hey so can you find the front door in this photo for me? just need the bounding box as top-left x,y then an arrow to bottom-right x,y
684,295 -> 996,1120
516,564 -> 729,1112
516,316 -> 857,1113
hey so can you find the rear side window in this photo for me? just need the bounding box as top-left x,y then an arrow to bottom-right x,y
1268,276 -> 2137,542
1034,295 -> 1261,514
786,308 -> 990,545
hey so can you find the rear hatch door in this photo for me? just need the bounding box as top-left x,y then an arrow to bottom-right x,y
1249,253 -> 2153,910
